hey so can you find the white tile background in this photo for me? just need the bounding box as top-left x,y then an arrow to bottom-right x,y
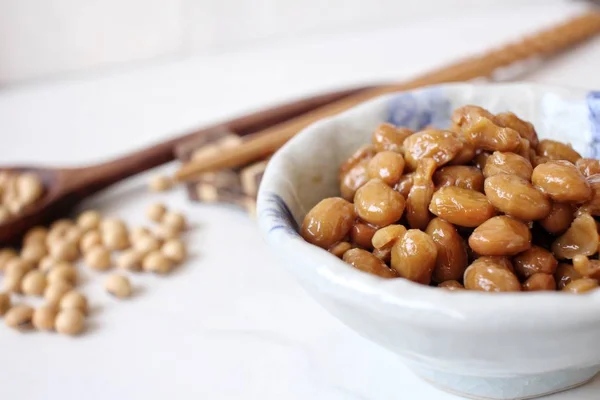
0,0 -> 555,86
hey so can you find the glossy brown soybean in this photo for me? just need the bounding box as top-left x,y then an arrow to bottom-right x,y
472,256 -> 516,274
576,158 -> 600,178
371,123 -> 413,153
449,138 -> 476,165
483,151 -> 533,181
572,255 -> 600,280
406,158 -> 435,230
342,248 -> 398,278
429,186 -> 496,227
301,197 -> 355,249
562,278 -> 599,293
469,216 -> 531,256
328,242 -> 352,258
554,263 -> 582,290
551,213 -> 599,260
453,106 -> 520,152
371,224 -> 407,250
390,229 -> 437,284
395,173 -> 414,198
433,166 -> 484,192
578,174 -> 600,216
463,261 -> 521,292
495,111 -> 539,148
340,160 -> 370,201
350,222 -> 377,250
473,152 -> 490,171
372,247 -> 392,263
522,273 -> 556,291
537,139 -> 581,164
438,280 -> 464,290
367,151 -> 405,186
425,218 -> 468,282
339,145 -> 376,177
532,160 -> 592,203
539,202 -> 574,235
484,174 -> 550,221
513,245 -> 558,279
354,179 -> 405,227
403,129 -> 463,170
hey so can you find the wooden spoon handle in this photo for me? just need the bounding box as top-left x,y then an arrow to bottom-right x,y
60,84 -> 371,195
174,10 -> 600,182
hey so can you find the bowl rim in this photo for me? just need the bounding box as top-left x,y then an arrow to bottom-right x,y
257,82 -> 600,330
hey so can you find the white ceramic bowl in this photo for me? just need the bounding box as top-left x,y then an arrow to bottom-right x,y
257,83 -> 600,400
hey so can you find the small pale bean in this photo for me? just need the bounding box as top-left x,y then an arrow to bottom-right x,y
60,291 -> 88,314
100,218 -> 127,234
80,230 -> 102,253
142,251 -> 173,274
102,229 -> 130,251
149,175 -> 172,192
146,203 -> 167,222
130,226 -> 152,241
23,226 -> 48,246
48,240 -> 79,262
4,305 -> 34,330
32,305 -> 58,331
76,210 -> 101,231
161,239 -> 186,263
21,270 -> 47,296
132,234 -> 161,254
117,249 -> 144,271
47,262 -> 78,285
342,248 -> 397,278
154,224 -> 180,240
38,256 -> 57,273
0,248 -> 17,271
84,245 -> 112,271
44,281 -> 73,305
104,274 -> 133,298
20,243 -> 47,263
162,212 -> 187,232
55,308 -> 85,335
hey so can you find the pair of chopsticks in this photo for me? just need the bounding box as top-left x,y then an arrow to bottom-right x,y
174,11 -> 600,183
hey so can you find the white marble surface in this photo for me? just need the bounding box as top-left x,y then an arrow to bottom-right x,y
0,3 -> 600,400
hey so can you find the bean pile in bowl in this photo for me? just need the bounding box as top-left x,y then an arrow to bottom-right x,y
300,105 -> 600,293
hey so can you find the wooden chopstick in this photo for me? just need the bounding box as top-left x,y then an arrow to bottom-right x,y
174,11 -> 600,182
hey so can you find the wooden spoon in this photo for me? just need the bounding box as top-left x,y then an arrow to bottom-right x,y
0,85 -> 368,245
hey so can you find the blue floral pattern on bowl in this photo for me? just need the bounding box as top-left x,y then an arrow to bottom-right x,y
260,192 -> 299,237
387,87 -> 451,130
587,91 -> 600,158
